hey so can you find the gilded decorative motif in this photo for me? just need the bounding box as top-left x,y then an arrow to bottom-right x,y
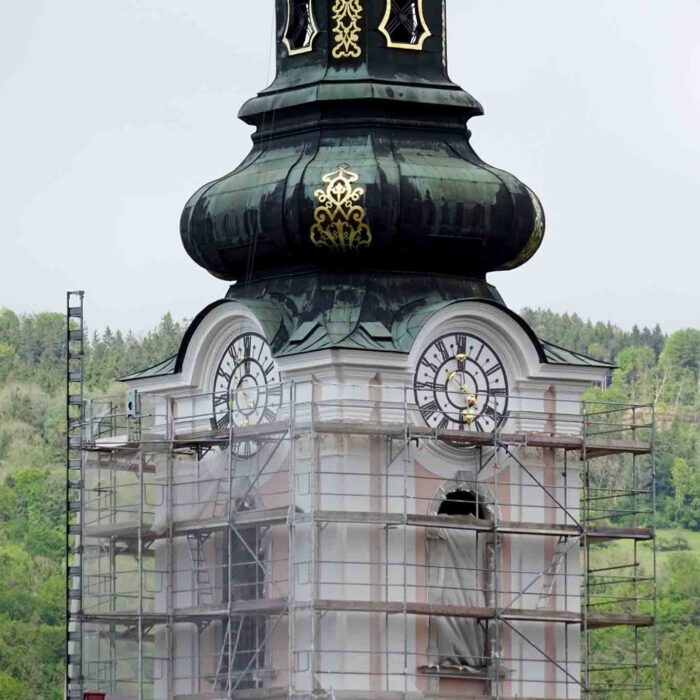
379,0 -> 431,50
331,0 -> 364,59
310,165 -> 372,253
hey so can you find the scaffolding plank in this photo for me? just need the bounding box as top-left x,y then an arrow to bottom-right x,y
83,509 -> 653,544
311,510 -> 654,541
175,690 -> 288,700
82,420 -> 651,457
331,695 -> 556,700
81,598 -> 651,630
83,507 -> 292,541
587,613 -> 654,630
83,598 -> 287,625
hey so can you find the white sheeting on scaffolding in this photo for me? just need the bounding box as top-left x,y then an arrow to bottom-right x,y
152,450 -> 258,534
429,527 -> 487,671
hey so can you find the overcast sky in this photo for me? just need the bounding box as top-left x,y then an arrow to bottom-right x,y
1,0 -> 699,335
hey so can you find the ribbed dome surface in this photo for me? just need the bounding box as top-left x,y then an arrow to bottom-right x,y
181,0 -> 545,283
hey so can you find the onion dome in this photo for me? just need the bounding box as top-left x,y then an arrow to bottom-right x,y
181,0 -> 545,283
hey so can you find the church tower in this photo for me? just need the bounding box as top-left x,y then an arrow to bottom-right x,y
68,2 -> 657,699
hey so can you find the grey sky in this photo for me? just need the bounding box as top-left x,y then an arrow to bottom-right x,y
1,0 -> 698,335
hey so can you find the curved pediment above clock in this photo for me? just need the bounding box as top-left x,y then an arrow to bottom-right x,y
121,298 -> 289,395
406,300 -> 605,387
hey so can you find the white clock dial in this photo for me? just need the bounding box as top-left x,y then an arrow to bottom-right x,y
212,332 -> 282,457
414,333 -> 509,435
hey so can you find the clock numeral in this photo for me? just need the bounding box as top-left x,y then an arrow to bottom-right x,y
485,364 -> 502,377
420,356 -> 439,373
267,383 -> 283,398
216,412 -> 231,430
217,367 -> 233,384
214,393 -> 229,408
456,333 -> 468,357
262,407 -> 277,424
437,416 -> 449,430
415,380 -> 436,392
482,404 -> 501,421
238,440 -> 252,458
262,361 -> 275,378
243,335 -> 252,373
420,400 -> 440,423
435,339 -> 450,362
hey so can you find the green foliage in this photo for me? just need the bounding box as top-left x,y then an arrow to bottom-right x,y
526,309 -> 700,531
659,626 -> 700,699
0,308 -> 185,698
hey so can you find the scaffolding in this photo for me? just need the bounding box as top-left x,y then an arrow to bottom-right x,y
66,370 -> 658,700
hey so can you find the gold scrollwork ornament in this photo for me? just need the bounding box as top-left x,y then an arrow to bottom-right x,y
331,0 -> 364,59
310,165 -> 372,253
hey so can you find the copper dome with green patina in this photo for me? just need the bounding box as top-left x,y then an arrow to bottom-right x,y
181,0 -> 545,283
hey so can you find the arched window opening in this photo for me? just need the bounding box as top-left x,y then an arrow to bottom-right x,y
428,488 -> 491,675
380,0 -> 431,50
438,489 -> 489,520
283,0 -> 319,55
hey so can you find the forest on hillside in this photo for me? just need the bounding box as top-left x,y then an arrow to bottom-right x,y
0,306 -> 698,698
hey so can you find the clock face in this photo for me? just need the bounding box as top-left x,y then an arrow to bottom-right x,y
414,333 -> 509,435
212,332 -> 282,456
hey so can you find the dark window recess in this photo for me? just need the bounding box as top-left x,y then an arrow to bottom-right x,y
438,489 -> 488,520
285,0 -> 315,52
385,0 -> 422,45
221,502 -> 267,690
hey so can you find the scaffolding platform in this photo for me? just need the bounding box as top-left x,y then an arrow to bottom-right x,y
70,383 -> 658,699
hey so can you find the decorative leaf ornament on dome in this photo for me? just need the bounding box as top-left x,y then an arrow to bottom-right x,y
380,0 -> 431,50
331,0 -> 364,59
310,165 -> 372,253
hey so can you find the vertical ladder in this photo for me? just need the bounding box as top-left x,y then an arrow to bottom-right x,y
66,291 -> 85,700
187,533 -> 215,605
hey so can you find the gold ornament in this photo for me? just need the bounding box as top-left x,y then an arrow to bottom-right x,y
310,165 -> 372,253
331,0 -> 363,59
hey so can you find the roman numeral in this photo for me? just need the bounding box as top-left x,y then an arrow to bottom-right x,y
435,339 -> 450,362
217,367 -> 233,384
216,413 -> 230,430
437,416 -> 449,430
264,362 -> 276,378
214,394 -> 229,408
262,407 -> 277,424
456,333 -> 467,356
243,334 -> 252,357
420,400 -> 440,423
267,383 -> 282,397
415,380 -> 436,392
482,404 -> 500,421
420,356 -> 439,373
485,363 -> 502,377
